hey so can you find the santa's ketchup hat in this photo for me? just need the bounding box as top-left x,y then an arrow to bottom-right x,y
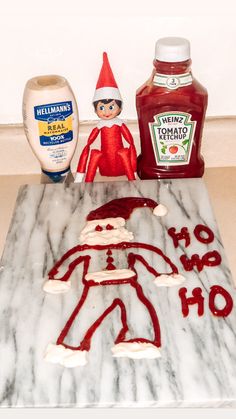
87,197 -> 168,222
93,52 -> 122,103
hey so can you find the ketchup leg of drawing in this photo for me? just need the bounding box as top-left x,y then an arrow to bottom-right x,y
56,284 -> 90,348
127,280 -> 161,347
79,298 -> 129,351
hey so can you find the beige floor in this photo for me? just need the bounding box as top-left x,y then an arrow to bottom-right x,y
0,167 -> 236,283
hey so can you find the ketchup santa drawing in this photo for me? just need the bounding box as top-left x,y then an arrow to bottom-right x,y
43,197 -> 185,368
74,52 -> 137,183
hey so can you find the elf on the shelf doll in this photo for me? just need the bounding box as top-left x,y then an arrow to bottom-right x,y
43,197 -> 185,368
74,52 -> 137,183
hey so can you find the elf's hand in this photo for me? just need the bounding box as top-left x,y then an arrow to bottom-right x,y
74,172 -> 84,183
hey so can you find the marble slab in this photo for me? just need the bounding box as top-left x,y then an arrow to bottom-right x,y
0,179 -> 236,408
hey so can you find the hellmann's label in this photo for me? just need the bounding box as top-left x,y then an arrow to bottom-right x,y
149,112 -> 196,166
34,101 -> 73,146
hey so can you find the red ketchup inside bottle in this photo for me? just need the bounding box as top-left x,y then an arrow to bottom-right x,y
136,37 -> 208,179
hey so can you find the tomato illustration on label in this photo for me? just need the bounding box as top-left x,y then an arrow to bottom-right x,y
169,146 -> 178,154
149,111 -> 196,166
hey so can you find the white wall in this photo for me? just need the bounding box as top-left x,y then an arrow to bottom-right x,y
1,0 -> 236,123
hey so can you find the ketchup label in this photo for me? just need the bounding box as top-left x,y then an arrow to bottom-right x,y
149,111 -> 196,165
153,72 -> 193,90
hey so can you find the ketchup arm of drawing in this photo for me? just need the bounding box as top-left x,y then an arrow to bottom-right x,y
127,242 -> 185,287
128,252 -> 159,277
43,246 -> 91,294
120,124 -> 137,171
76,127 -> 100,174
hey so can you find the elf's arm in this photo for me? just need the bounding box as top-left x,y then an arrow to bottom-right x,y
43,245 -> 91,294
75,127 -> 100,182
120,124 -> 137,171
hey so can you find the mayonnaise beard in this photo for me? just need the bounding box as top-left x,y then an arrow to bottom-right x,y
79,217 -> 133,245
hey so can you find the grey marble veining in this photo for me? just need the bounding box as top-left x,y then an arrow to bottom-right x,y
0,179 -> 236,407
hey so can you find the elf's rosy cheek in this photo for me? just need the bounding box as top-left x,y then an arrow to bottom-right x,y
95,225 -> 103,231
106,224 -> 114,230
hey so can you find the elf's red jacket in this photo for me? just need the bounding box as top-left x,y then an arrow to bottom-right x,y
76,118 -> 137,177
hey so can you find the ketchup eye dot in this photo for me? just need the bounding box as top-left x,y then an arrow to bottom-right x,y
106,224 -> 114,230
95,225 -> 103,231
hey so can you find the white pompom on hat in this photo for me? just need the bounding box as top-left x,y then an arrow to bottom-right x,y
93,52 -> 122,103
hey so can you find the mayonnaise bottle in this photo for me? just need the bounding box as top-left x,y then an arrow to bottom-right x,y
23,75 -> 79,182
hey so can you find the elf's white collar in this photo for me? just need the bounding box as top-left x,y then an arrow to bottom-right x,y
97,117 -> 124,129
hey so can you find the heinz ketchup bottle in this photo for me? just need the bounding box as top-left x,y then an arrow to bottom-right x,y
136,37 -> 208,179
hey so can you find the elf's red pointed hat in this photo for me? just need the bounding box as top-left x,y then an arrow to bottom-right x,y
93,52 -> 122,103
87,197 -> 167,221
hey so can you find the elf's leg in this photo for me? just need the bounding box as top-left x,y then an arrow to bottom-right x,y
117,148 -> 136,180
111,280 -> 161,359
85,149 -> 102,182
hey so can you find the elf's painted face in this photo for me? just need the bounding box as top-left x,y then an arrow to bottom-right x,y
79,218 -> 134,246
96,100 -> 120,120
